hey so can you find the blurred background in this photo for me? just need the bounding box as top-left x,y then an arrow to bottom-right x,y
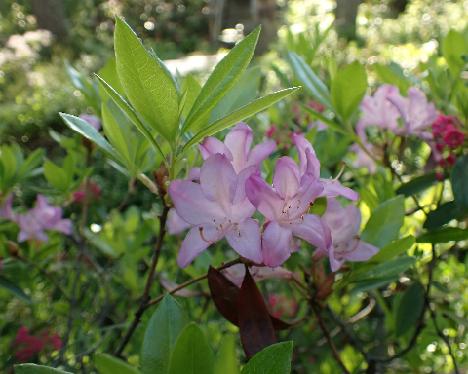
1,0 -> 466,145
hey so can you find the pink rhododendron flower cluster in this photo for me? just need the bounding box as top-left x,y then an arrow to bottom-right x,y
0,194 -> 71,243
14,326 -> 62,362
352,85 -> 439,172
268,294 -> 298,319
72,180 -> 101,204
169,123 -> 377,271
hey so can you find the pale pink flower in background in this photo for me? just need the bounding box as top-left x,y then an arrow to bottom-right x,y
350,143 -> 377,174
388,87 -> 437,138
359,84 -> 401,132
0,194 -> 15,221
79,114 -> 101,131
199,123 -> 276,173
169,154 -> 262,268
17,195 -> 72,243
318,198 -> 378,272
246,149 -> 331,267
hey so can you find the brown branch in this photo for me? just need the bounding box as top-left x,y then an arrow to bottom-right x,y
115,204 -> 170,357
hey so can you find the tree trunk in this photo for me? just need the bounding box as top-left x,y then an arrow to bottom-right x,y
31,0 -> 68,42
334,0 -> 361,41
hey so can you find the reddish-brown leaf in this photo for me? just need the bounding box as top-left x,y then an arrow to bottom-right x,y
237,266 -> 276,358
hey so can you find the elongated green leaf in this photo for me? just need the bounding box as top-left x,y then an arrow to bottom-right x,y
331,61 -> 367,122
371,236 -> 415,262
141,295 -> 188,374
373,62 -> 410,94
289,52 -> 331,108
451,155 -> 468,209
394,282 -> 425,337
417,227 -> 468,243
0,275 -> 31,303
44,159 -> 69,191
361,195 -> 405,248
15,364 -> 72,373
59,113 -> 121,162
241,341 -> 293,374
95,75 -> 166,161
183,87 -> 299,151
214,335 -> 240,374
184,27 -> 261,132
114,17 -> 178,141
95,353 -> 140,374
442,30 -> 466,74
396,172 -> 437,197
351,256 -> 416,283
301,104 -> 348,135
424,201 -> 464,229
168,323 -> 214,374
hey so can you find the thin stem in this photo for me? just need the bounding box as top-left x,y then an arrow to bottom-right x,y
115,204 -> 169,356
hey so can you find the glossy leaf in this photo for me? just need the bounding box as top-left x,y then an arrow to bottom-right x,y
214,335 -> 240,374
396,172 -> 437,197
361,195 -> 405,248
15,364 -> 72,374
183,87 -> 299,151
371,236 -> 415,262
394,282 -> 425,337
331,61 -> 367,122
450,155 -> 468,209
168,323 -> 214,374
237,268 -> 276,358
288,52 -> 331,108
424,201 -> 464,229
59,113 -> 121,162
241,341 -> 293,374
95,353 -> 140,374
114,17 -> 178,141
417,227 -> 468,243
141,295 -> 188,374
184,27 -> 260,132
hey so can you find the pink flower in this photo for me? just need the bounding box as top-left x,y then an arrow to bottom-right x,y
443,125 -> 464,148
246,148 -> 331,267
79,114 -> 101,131
359,84 -> 401,131
169,154 -> 262,268
199,123 -> 276,173
17,195 -> 72,243
14,326 -> 62,362
388,87 -> 437,137
318,198 -> 378,272
72,181 -> 101,204
222,263 -> 297,287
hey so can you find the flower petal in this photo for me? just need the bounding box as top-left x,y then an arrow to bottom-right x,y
225,218 -> 262,263
273,157 -> 300,200
262,221 -> 293,267
169,180 -> 224,225
177,225 -> 221,268
200,154 -> 237,210
344,240 -> 379,261
286,174 -> 323,220
246,174 -> 283,221
199,137 -> 233,160
292,133 -> 320,178
291,214 -> 331,250
224,123 -> 253,172
320,179 -> 359,201
247,140 -> 277,168
167,208 -> 191,234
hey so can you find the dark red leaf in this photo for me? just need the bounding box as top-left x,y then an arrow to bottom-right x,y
237,266 -> 276,358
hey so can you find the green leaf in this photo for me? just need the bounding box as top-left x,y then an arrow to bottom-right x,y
96,75 -> 166,162
371,236 -> 415,262
417,227 -> 468,243
241,341 -> 293,374
180,74 -> 202,120
424,201 -> 465,229
394,282 -> 425,337
95,353 -> 140,374
301,104 -> 348,135
442,30 -> 466,74
59,113 -> 121,162
168,323 -> 214,374
15,364 -> 72,373
99,57 -> 124,94
351,256 -> 416,283
373,62 -> 410,94
44,159 -> 69,191
184,27 -> 261,132
18,149 -> 44,179
183,87 -> 299,151
214,335 -> 240,374
141,295 -> 188,374
0,275 -> 31,303
114,17 -> 178,141
396,172 -> 437,197
288,52 -> 331,108
331,61 -> 367,122
450,155 -> 468,209
361,195 -> 405,248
